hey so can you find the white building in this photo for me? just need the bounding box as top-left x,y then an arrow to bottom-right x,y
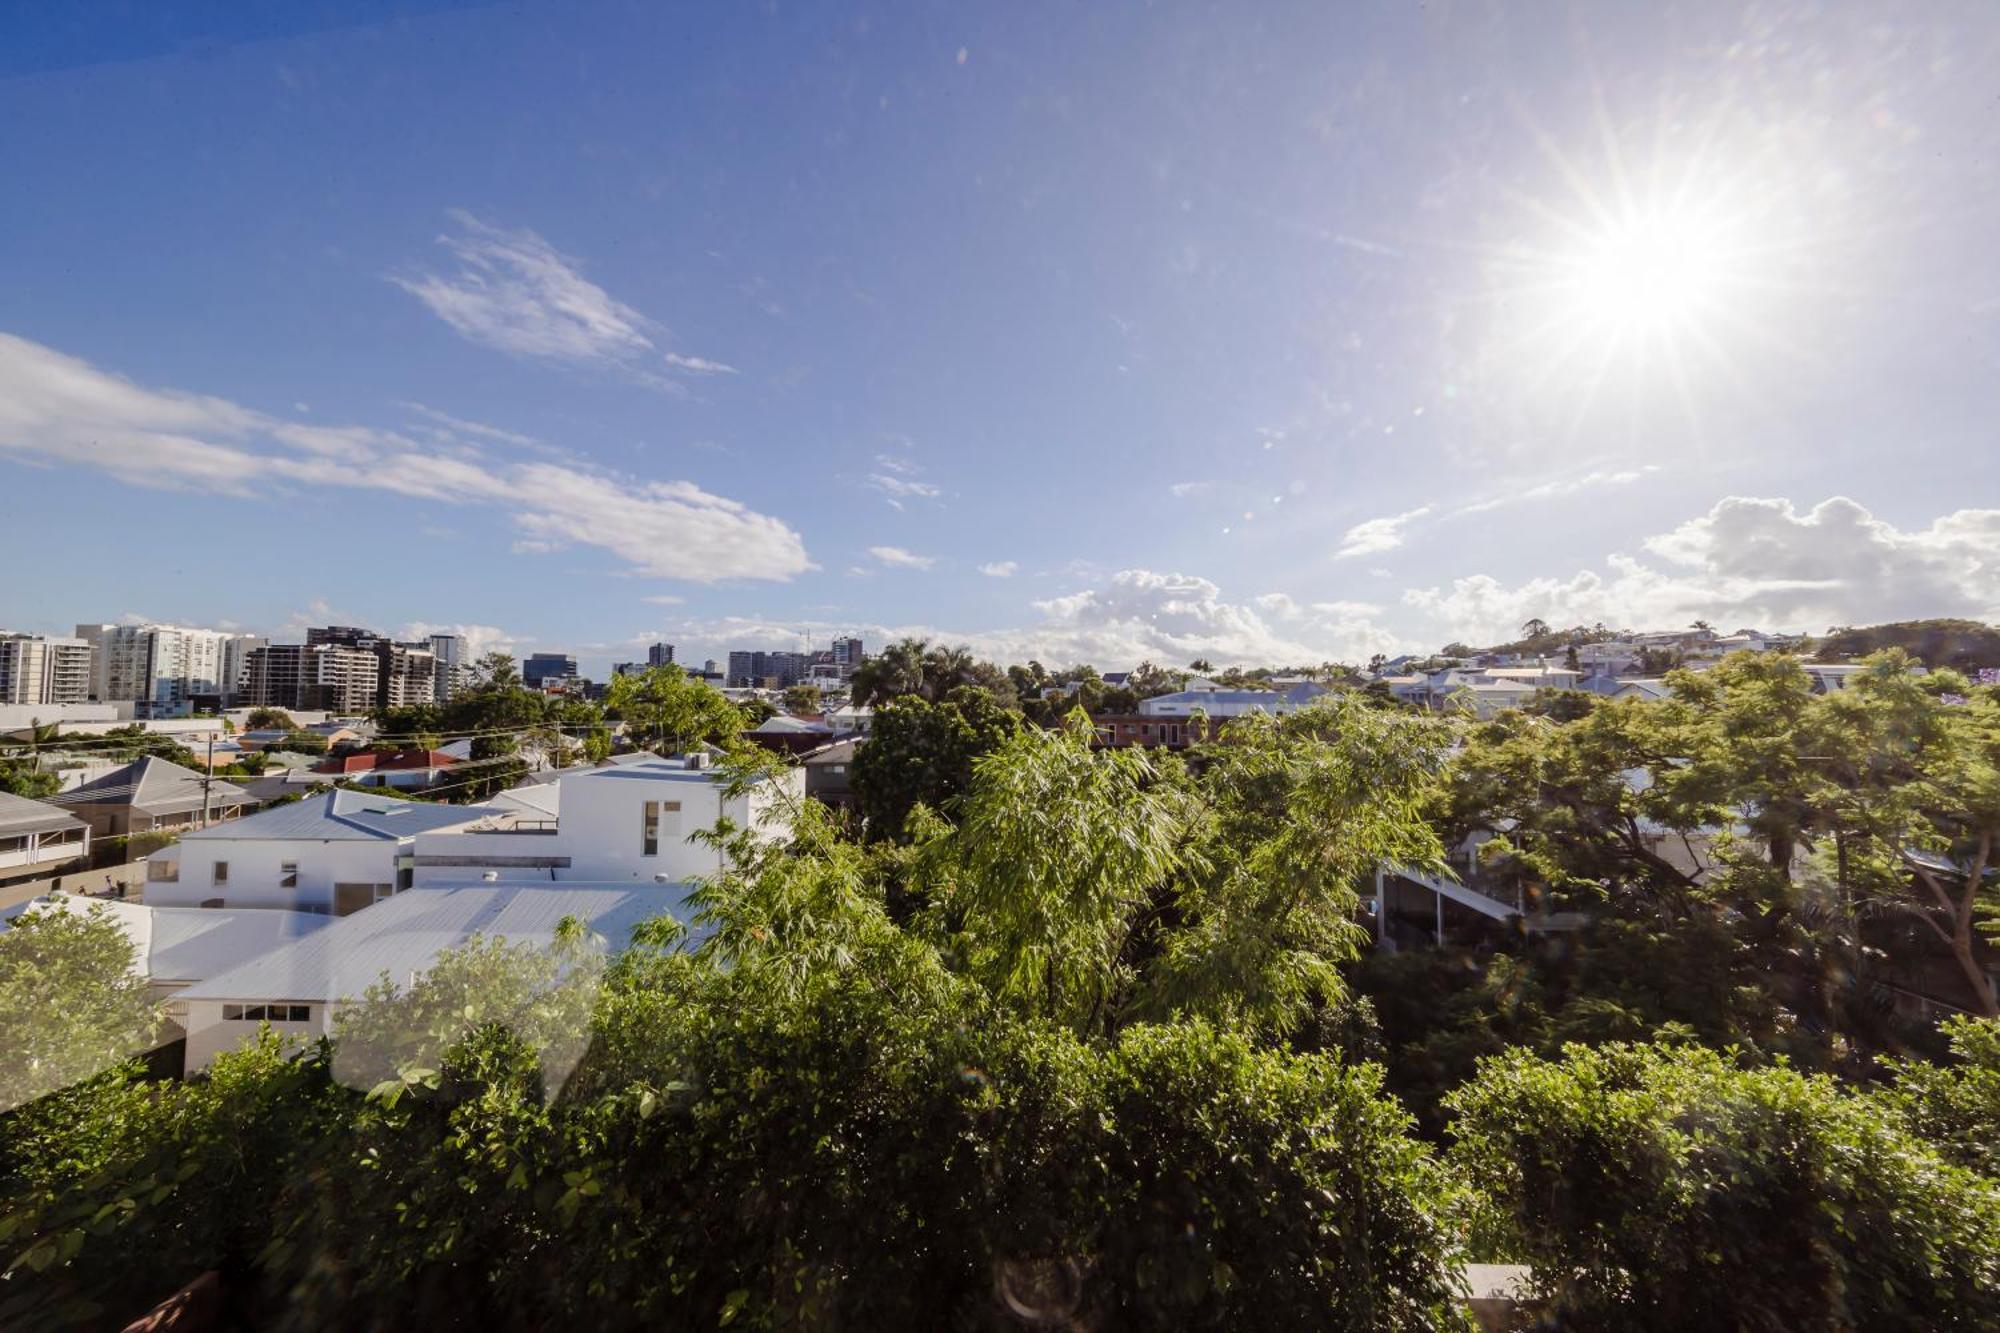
409,754 -> 801,887
145,789 -> 508,915
172,883 -> 674,1072
0,632 -> 92,707
1136,681 -> 1327,719
74,622 -> 256,716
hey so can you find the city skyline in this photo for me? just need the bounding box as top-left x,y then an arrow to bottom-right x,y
3,4 -> 1997,671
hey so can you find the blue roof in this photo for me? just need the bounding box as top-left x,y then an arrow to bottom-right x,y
176,788 -> 502,842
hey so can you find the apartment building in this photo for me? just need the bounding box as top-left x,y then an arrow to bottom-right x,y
0,632 -> 92,707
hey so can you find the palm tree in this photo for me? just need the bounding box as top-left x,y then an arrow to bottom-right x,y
921,643 -> 977,701
851,637 -> 929,706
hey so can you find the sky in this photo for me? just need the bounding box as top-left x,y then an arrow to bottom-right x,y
2,1 -> 1998,676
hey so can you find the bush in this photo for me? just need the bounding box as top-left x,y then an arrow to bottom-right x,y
1446,1041 -> 2000,1330
1875,1015 -> 2000,1177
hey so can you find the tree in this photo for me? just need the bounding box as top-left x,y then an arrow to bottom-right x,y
0,903 -> 158,1112
604,665 -> 743,755
1448,1041 -> 2000,1330
781,683 -> 823,717
1187,658 -> 1214,673
244,707 -> 298,731
1521,618 -> 1551,640
848,637 -> 928,706
851,689 -> 1022,839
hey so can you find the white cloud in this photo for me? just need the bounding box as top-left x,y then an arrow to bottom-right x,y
0,331 -> 813,584
869,545 -> 935,570
978,561 -> 1019,578
1403,495 -> 2000,643
1169,480 -> 1213,498
641,594 -> 687,606
1451,465 -> 1659,517
1336,505 -> 1432,558
866,453 -> 942,509
398,622 -> 522,660
647,570 -> 1411,673
662,352 -> 739,376
401,401 -> 544,451
391,212 -> 659,370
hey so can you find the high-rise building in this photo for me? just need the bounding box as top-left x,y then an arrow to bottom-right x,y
245,627 -> 437,714
73,622 -> 252,716
220,636 -> 265,705
427,633 -> 469,702
831,636 -> 866,679
647,642 -> 675,667
726,649 -> 813,688
523,652 -> 578,689
0,633 -> 93,707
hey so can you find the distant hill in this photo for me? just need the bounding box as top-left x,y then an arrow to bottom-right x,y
1816,619 -> 2000,670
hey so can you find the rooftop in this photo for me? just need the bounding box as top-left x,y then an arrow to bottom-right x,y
175,788 -> 503,843
48,756 -> 250,815
0,790 -> 87,837
177,884 -> 683,1004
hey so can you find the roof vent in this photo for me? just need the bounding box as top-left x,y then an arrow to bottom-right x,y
684,752 -> 711,771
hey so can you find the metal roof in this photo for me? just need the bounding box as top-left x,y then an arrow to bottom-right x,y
177,788 -> 504,843
0,790 -> 86,837
177,884 -> 687,1004
146,907 -> 335,983
48,756 -> 249,815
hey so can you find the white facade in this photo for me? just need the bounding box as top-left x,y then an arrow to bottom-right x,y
75,622 -> 255,716
411,757 -> 801,887
0,633 -> 92,707
146,790 -> 505,914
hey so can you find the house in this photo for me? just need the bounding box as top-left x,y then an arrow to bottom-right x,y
802,739 -> 860,812
1092,714 -> 1203,749
172,883 -> 676,1072
409,754 -> 801,887
143,788 -> 508,915
745,713 -> 834,755
825,703 -> 874,737
47,757 -> 252,839
0,791 -> 90,883
311,747 -> 462,791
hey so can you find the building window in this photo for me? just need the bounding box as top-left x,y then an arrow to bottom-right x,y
147,859 -> 178,883
279,862 -> 298,888
642,801 -> 659,856
223,1004 -> 313,1022
212,861 -> 228,886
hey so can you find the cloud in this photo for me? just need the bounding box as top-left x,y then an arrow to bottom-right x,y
1402,495 -> 2000,643
1336,505 -> 1432,558
645,570 -> 1411,673
641,594 -> 687,606
391,212 -> 660,370
401,401 -> 544,451
1451,465 -> 1659,517
866,453 -> 943,509
0,331 -> 812,584
978,561 -> 1019,578
398,622 -> 522,660
869,545 -> 935,570
1169,480 -> 1213,498
662,352 -> 739,376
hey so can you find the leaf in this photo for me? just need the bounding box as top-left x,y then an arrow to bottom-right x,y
720,1289 -> 750,1326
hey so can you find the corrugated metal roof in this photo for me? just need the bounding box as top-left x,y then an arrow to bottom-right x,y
147,907 -> 335,984
178,884 -> 687,1004
48,757 -> 249,815
177,789 -> 503,843
0,790 -> 86,836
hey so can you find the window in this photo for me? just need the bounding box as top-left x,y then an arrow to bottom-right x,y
642,800 -> 659,856
147,859 -> 178,883
212,860 -> 228,886
279,862 -> 298,888
223,1004 -> 313,1023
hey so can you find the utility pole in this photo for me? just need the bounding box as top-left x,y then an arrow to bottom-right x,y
200,734 -> 215,828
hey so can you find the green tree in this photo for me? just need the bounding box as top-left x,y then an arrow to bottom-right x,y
605,665 -> 743,755
781,682 -> 822,716
0,904 -> 159,1113
244,707 -> 298,731
850,689 -> 1022,839
1448,1041 -> 2000,1330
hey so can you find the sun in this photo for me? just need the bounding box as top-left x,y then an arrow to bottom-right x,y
1566,207 -> 1731,339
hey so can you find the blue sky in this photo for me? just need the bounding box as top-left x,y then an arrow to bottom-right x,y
3,1 -> 1997,675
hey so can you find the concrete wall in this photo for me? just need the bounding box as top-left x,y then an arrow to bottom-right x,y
146,837 -> 398,912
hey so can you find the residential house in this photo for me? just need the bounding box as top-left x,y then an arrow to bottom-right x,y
48,757 -> 251,839
0,791 -> 90,883
311,747 -> 462,791
744,714 -> 833,755
802,739 -> 860,812
172,883 -> 673,1072
1092,715 -> 1203,750
826,703 -> 874,737
409,754 -> 801,887
144,788 -> 508,915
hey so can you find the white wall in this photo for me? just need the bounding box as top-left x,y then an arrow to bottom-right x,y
146,837 -> 399,912
180,997 -> 329,1072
